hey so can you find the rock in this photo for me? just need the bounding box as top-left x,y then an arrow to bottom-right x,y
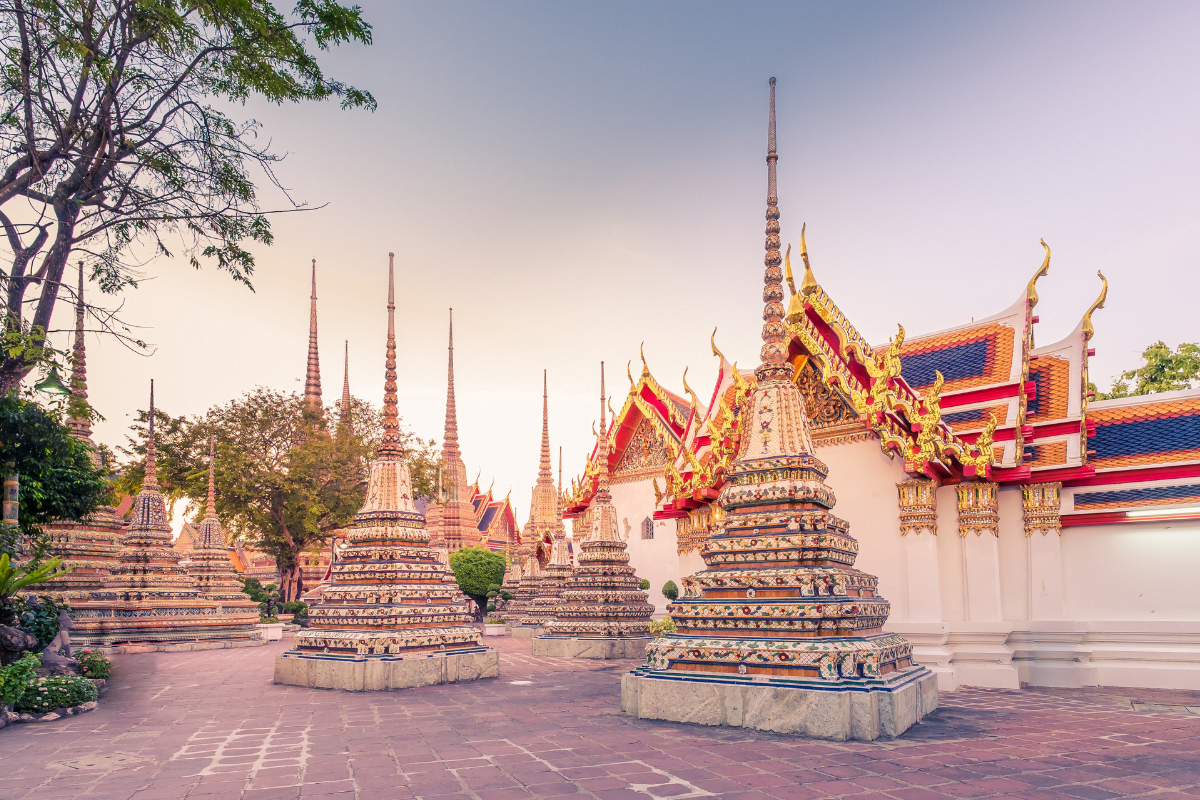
35,662 -> 82,678
0,624 -> 38,665
39,713 -> 60,721
79,701 -> 97,712
17,714 -> 34,722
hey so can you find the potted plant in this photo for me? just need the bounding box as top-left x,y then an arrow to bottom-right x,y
484,617 -> 506,636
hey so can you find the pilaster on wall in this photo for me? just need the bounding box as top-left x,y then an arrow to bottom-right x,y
1023,482 -> 1065,620
957,482 -> 1002,621
898,480 -> 941,622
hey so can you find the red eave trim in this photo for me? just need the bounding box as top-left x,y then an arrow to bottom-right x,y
991,466 -> 1032,484
1062,510 -> 1200,528
1028,419 -> 1084,440
1025,465 -> 1096,484
1063,462 -> 1200,488
939,382 -> 1022,409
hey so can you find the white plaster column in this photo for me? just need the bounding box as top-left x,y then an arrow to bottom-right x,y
897,480 -> 942,622
957,482 -> 1002,621
1023,482 -> 1065,620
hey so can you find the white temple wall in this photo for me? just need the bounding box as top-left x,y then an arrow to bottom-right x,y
997,487 -> 1030,621
935,485 -> 965,622
609,478 -> 682,616
815,439 -> 908,619
1061,520 -> 1200,621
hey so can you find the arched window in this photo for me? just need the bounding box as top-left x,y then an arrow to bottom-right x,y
641,516 -> 654,540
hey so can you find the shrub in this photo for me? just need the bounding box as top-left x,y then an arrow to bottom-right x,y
76,649 -> 112,679
486,617 -> 503,624
500,591 -> 513,601
282,601 -> 308,618
259,615 -> 280,624
648,617 -> 677,636
0,653 -> 40,709
15,674 -> 98,713
487,583 -> 501,594
639,579 -> 650,590
14,595 -> 71,650
662,580 -> 679,601
486,603 -> 496,612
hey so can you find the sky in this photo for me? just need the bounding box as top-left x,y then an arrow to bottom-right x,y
41,1 -> 1200,526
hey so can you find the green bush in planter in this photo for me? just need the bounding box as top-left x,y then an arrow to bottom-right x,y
662,580 -> 679,601
639,579 -> 650,590
16,674 -> 97,713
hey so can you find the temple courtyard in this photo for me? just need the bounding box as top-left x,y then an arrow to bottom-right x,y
1,638 -> 1199,800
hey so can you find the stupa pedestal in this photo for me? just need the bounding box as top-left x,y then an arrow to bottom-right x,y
622,78 -> 935,740
533,363 -> 654,659
505,557 -> 542,636
276,254 -> 497,690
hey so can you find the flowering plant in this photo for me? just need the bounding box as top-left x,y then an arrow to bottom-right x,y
0,653 -> 40,709
76,649 -> 113,679
15,674 -> 97,714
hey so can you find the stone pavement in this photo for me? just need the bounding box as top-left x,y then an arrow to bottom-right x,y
2,636 -> 1200,800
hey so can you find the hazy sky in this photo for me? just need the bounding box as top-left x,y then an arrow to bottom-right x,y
53,1 -> 1200,525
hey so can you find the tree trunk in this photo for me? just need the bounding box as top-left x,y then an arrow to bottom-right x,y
278,561 -> 304,603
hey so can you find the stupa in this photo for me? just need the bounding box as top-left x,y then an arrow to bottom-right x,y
39,264 -> 124,606
504,556 -> 540,628
187,437 -> 262,635
534,363 -> 654,658
498,556 -> 522,618
75,383 -> 262,649
275,254 -> 498,690
515,535 -> 572,635
621,79 -> 936,740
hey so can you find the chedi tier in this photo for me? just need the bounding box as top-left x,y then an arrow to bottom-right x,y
275,254 -> 498,691
534,362 -> 654,658
621,79 -> 936,741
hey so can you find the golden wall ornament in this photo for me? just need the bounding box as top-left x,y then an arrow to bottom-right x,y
897,480 -> 938,536
1021,482 -> 1062,536
956,481 -> 999,537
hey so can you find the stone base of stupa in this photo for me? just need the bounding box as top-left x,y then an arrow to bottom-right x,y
621,665 -> 937,742
532,635 -> 653,660
509,624 -> 541,638
273,647 -> 499,691
103,637 -> 267,654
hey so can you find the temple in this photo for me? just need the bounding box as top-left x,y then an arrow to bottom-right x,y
621,79 -> 936,739
567,82 -> 1200,694
73,383 -> 263,650
275,254 -> 499,690
39,264 -> 124,606
534,363 -> 653,658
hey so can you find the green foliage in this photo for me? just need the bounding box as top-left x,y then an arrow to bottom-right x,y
1095,341 -> 1200,399
282,601 -> 308,619
0,555 -> 70,625
661,581 -> 679,601
240,578 -> 271,603
260,616 -> 280,624
500,591 -> 513,601
13,596 -> 70,649
0,653 -> 40,709
486,617 -> 503,624
487,603 -> 496,612
0,0 -> 376,391
449,547 -> 507,614
75,649 -> 112,680
648,617 -> 677,636
15,674 -> 98,714
0,393 -> 110,552
639,579 -> 650,590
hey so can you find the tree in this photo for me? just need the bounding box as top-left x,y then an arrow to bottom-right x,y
448,546 -> 506,619
1094,341 -> 1200,400
661,580 -> 678,601
0,0 -> 376,393
0,392 -> 110,560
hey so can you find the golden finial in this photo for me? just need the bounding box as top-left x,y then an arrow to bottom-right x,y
784,243 -> 796,295
487,476 -> 494,496
681,367 -> 701,413
627,360 -> 635,388
607,397 -> 616,424
799,223 -> 819,296
639,342 -> 650,376
710,327 -> 726,362
1082,271 -> 1107,343
1026,239 -> 1051,309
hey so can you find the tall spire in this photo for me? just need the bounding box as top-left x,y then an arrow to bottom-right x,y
304,259 -> 323,415
144,380 -> 158,491
378,253 -> 403,458
339,340 -> 353,431
205,436 -> 217,520
558,446 -> 562,493
759,77 -> 789,380
442,308 -> 461,463
538,370 -> 553,483
68,261 -> 92,442
596,361 -> 610,498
